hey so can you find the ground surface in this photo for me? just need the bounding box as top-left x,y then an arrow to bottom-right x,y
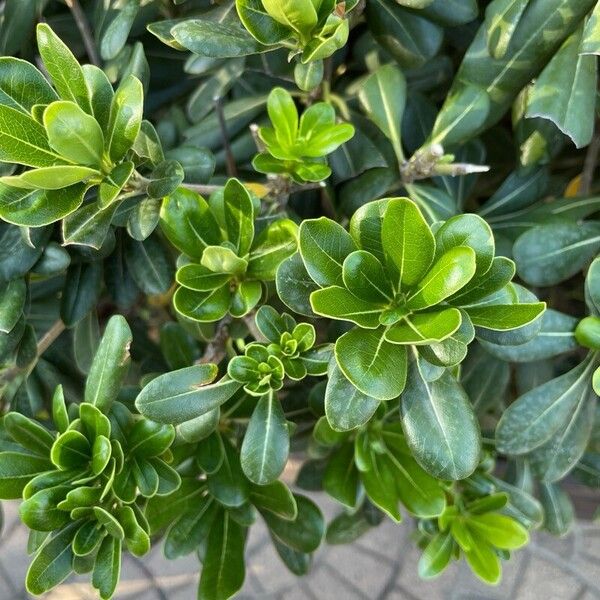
2,496 -> 600,600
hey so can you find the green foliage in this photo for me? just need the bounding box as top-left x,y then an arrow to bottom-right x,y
1,1 -> 600,598
253,87 -> 355,182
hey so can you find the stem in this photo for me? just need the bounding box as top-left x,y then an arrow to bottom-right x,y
198,316 -> 232,365
580,132 -> 600,196
0,320 -> 66,387
64,0 -> 101,67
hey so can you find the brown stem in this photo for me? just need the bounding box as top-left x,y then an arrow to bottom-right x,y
0,319 -> 66,388
64,0 -> 101,67
198,316 -> 232,365
580,132 -> 600,196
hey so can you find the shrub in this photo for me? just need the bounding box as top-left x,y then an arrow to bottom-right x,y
0,0 -> 599,598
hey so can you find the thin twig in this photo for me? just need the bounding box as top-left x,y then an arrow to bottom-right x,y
64,0 -> 101,67
580,132 -> 600,196
214,95 -> 238,177
0,320 -> 66,387
180,182 -> 223,195
197,316 -> 232,365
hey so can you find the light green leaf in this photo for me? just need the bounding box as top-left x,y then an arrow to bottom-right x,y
0,104 -> 65,167
43,101 -> 104,167
267,87 -> 298,148
382,197 -> 435,289
36,23 -> 91,113
106,75 -> 144,162
299,217 -> 357,286
385,308 -> 462,345
310,286 -> 384,328
407,246 -> 476,310
0,57 -> 57,113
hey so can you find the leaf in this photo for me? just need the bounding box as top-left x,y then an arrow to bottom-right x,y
496,358 -> 595,455
310,286 -> 384,328
172,19 -> 264,58
401,357 -> 481,480
241,392 -> 289,485
82,64 -> 114,132
0,183 -> 86,227
125,234 -> 173,296
36,23 -> 91,113
407,247 -> 476,310
385,308 -> 462,345
174,285 -> 231,323
581,1 -> 600,55
160,187 -> 222,260
0,277 -> 25,333
382,197 -> 435,289
261,494 -> 324,553
266,87 -> 298,148
0,105 -> 65,168
480,309 -> 578,362
526,26 -> 597,148
135,366 -> 240,425
342,250 -> 393,303
223,178 -> 254,255
262,0 -> 317,34
0,57 -> 57,113
90,536 -> 121,599
4,165 -> 99,190
250,480 -> 298,520
434,213 -> 494,275
335,327 -> 407,401
60,261 -> 103,327
247,219 -> 298,280
360,449 -> 401,522
208,439 -> 250,507
323,443 -> 358,507
84,315 -> 132,414
43,101 -> 104,167
430,0 -> 597,146
358,64 -> 406,163
429,84 -> 490,147
276,252 -> 320,316
539,482 -> 574,536
366,0 -> 443,69
236,0 -> 291,45
299,217 -> 357,287
467,302 -> 545,331
325,362 -> 380,431
146,160 -> 184,199
484,0 -> 529,59
418,532 -> 453,579
513,222 -> 600,286
0,451 -> 52,498
26,523 -> 77,595
106,75 -> 143,163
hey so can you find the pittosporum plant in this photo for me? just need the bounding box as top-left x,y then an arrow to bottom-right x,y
1,1 -> 600,598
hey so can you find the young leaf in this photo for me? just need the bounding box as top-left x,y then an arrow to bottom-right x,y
382,197 -> 435,289
43,101 -> 104,167
0,57 -> 58,112
106,75 -> 143,162
36,23 -> 91,113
